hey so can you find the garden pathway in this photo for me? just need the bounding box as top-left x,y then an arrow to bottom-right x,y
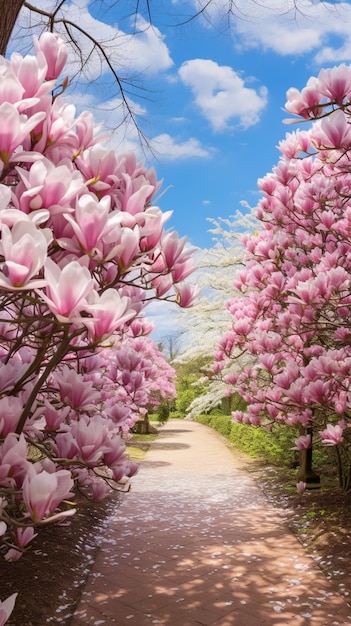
70,420 -> 351,626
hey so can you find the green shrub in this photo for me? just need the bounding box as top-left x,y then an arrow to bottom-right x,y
230,393 -> 248,413
196,413 -> 333,480
175,389 -> 198,414
156,402 -> 170,424
196,414 -> 299,466
169,410 -> 184,420
196,414 -> 214,427
210,415 -> 233,436
229,422 -> 298,465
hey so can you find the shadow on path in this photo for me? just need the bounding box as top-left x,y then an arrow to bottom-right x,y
149,442 -> 190,450
71,420 -> 351,626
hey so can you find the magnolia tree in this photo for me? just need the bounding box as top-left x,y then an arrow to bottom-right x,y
0,29 -> 197,597
214,63 -> 351,491
127,331 -> 177,431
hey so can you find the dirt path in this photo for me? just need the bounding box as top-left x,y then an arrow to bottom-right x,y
70,419 -> 351,626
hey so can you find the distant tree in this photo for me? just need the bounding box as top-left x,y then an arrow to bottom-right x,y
171,354 -> 212,417
130,335 -> 177,433
158,332 -> 183,363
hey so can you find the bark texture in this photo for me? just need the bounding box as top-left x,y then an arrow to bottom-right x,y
0,0 -> 25,56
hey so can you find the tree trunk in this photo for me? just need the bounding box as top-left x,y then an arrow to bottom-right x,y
297,427 -> 320,489
0,0 -> 25,56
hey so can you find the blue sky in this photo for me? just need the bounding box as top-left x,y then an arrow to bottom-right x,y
13,1 -> 351,250
11,0 -> 351,338
76,0 -> 351,249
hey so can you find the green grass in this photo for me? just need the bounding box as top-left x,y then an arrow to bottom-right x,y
131,433 -> 157,443
127,446 -> 149,462
126,432 -> 157,461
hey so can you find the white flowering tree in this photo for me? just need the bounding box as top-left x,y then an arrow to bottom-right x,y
177,211 -> 257,418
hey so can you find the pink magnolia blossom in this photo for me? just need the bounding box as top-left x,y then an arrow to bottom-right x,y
39,259 -> 94,323
292,434 -> 311,451
53,365 -> 100,411
5,526 -> 37,561
175,283 -> 200,307
103,433 -> 126,466
111,458 -> 138,482
0,58 -> 42,114
152,274 -> 173,298
285,382 -> 305,405
113,227 -> 140,268
319,423 -> 344,445
172,257 -> 194,283
68,417 -> 109,465
139,207 -> 172,251
303,380 -> 330,404
0,593 -> 17,626
73,111 -> 103,155
0,103 -> 45,163
335,391 -> 347,415
11,49 -> 55,99
0,69 -> 26,111
0,220 -> 51,289
75,144 -> 122,196
84,289 -> 135,342
122,180 -> 155,216
34,32 -> 68,81
284,77 -> 323,121
296,481 -> 306,493
74,469 -> 110,499
160,231 -> 195,271
316,64 -> 351,105
63,194 -> 111,255
0,396 -> 23,437
313,110 -> 351,149
42,401 -> 70,431
0,433 -> 30,489
4,548 -> 23,562
33,97 -> 78,156
15,158 -> 84,215
52,429 -> 78,460
22,468 -> 74,522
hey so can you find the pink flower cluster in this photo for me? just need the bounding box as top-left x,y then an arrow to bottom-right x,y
0,30 -> 190,578
285,64 -> 351,121
215,63 -> 351,478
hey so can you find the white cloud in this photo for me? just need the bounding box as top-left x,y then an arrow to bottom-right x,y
13,1 -> 351,81
188,0 -> 330,22
236,23 -> 322,56
66,91 -> 212,161
111,131 -> 211,161
92,96 -> 147,127
231,1 -> 351,63
149,134 -> 212,160
178,59 -> 268,131
180,1 -> 351,64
